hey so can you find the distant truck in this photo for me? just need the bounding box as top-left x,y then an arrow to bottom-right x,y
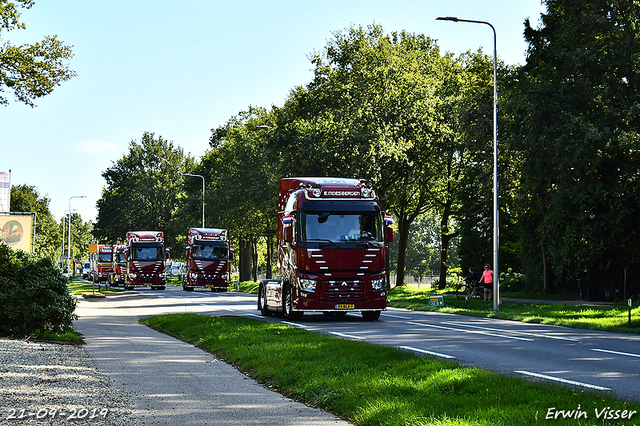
183,228 -> 233,292
258,177 -> 394,320
109,243 -> 127,286
124,231 -> 168,290
89,243 -> 113,284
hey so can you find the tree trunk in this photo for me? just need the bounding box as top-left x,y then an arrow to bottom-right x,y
239,235 -> 253,282
265,235 -> 273,279
437,199 -> 454,290
541,237 -> 549,294
252,235 -> 258,282
395,215 -> 410,287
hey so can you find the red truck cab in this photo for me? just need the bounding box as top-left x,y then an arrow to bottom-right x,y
258,177 -> 394,320
124,231 -> 168,290
183,228 -> 233,292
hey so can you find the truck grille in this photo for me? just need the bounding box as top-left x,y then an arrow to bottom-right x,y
324,280 -> 365,302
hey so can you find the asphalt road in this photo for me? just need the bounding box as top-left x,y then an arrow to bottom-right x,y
75,284 -> 640,425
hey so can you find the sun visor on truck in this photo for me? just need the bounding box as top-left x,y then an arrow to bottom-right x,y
301,200 -> 379,212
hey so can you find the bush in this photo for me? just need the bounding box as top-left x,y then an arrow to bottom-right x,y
500,268 -> 527,292
0,244 -> 77,337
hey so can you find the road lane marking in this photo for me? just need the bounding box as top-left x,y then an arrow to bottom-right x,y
398,346 -> 456,359
406,321 -> 534,341
443,321 -> 581,342
515,370 -> 611,391
246,313 -> 263,318
381,313 -> 412,319
330,332 -> 365,340
592,348 -> 640,358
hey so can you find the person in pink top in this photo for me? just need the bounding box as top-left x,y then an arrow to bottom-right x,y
482,264 -> 493,301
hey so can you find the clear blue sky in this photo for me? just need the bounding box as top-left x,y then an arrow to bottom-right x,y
1,0 -> 545,223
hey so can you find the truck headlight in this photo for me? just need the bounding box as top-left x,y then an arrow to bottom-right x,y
298,278 -> 316,292
190,272 -> 198,280
371,278 -> 385,291
159,272 -> 166,279
128,273 -> 137,280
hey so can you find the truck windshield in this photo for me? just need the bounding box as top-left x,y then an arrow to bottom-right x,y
115,252 -> 126,263
301,211 -> 382,243
191,243 -> 228,260
98,253 -> 112,262
131,244 -> 164,261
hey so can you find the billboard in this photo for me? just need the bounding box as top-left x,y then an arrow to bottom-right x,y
0,213 -> 33,252
0,171 -> 10,213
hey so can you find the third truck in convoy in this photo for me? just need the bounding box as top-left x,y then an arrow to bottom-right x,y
183,227 -> 233,291
258,177 -> 394,320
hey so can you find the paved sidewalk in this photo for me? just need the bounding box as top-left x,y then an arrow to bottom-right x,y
74,298 -> 351,426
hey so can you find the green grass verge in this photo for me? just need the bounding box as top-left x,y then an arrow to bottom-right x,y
67,281 -> 123,295
141,313 -> 640,426
388,286 -> 640,334
31,328 -> 85,344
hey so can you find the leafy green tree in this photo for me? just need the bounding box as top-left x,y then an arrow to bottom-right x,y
268,25 -> 442,285
0,0 -> 76,107
507,0 -> 640,294
94,132 -> 196,249
200,107 -> 279,281
9,183 -> 59,262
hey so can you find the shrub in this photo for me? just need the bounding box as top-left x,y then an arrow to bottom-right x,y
0,244 -> 77,337
499,268 -> 527,292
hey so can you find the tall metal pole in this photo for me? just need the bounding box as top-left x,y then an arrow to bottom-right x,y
436,16 -> 499,311
183,173 -> 205,228
68,196 -> 86,276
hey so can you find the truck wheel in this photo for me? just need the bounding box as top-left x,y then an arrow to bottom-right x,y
282,285 -> 301,319
258,283 -> 269,316
361,311 -> 381,321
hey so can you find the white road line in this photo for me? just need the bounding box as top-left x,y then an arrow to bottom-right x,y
381,313 -> 412,320
515,371 -> 611,391
443,321 -> 581,342
246,313 -> 263,318
406,321 -> 534,341
282,321 -> 308,328
592,348 -> 640,358
398,346 -> 456,359
330,332 -> 365,340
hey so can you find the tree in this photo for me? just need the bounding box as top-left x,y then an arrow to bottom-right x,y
0,0 -> 76,107
268,25 -> 453,286
94,132 -> 196,250
9,183 -> 59,262
201,107 -> 279,281
508,0 -> 640,294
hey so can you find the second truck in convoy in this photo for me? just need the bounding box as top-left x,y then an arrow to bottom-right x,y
124,231 -> 168,290
258,177 -> 394,320
183,227 -> 233,291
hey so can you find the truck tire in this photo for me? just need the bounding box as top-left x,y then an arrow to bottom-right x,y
258,283 -> 269,316
282,285 -> 302,319
361,310 -> 381,321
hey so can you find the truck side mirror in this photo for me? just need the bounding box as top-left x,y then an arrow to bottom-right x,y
165,249 -> 170,260
229,248 -> 234,260
283,226 -> 293,243
385,226 -> 394,242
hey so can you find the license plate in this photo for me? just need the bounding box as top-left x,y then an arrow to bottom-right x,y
335,304 -> 355,309
144,283 -> 152,286
206,284 -> 215,288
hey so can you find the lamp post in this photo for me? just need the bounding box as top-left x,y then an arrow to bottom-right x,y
436,16 -> 499,312
68,196 -> 86,277
183,173 -> 205,228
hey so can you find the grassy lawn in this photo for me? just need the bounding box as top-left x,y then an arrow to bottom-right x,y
67,280 -> 123,295
142,313 -> 640,426
388,286 -> 640,334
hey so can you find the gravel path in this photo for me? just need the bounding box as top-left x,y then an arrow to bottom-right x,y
0,338 -> 137,426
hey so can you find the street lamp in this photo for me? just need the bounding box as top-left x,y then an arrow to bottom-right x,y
183,173 -> 205,228
436,16 -> 499,312
68,196 -> 86,276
